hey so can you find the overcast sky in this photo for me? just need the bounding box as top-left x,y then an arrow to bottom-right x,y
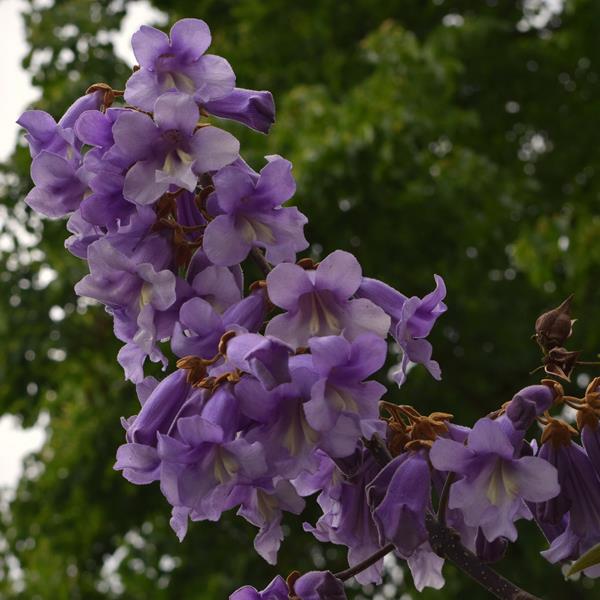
0,0 -> 166,491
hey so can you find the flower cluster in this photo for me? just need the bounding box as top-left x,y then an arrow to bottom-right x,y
20,16 -> 600,600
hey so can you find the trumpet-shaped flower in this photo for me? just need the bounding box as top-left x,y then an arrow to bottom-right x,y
265,250 -> 390,347
430,418 -> 560,542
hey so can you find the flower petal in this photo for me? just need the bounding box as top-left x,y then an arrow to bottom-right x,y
154,92 -> 199,136
266,262 -> 314,311
191,126 -> 240,173
131,25 -> 170,69
169,18 -> 211,60
315,250 -> 362,299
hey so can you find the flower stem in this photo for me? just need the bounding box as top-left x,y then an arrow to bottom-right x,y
334,543 -> 395,582
250,247 -> 272,277
425,514 -> 541,600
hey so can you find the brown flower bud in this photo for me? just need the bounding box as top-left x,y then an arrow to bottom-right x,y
534,294 -> 575,353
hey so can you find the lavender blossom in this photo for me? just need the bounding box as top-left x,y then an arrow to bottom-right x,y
430,418 -> 560,542
505,384 -> 556,432
113,92 -> 239,205
407,543 -> 445,592
205,87 -> 275,134
293,571 -> 347,599
225,333 -> 294,390
203,156 -> 308,266
24,150 -> 87,218
18,90 -> 103,158
357,275 -> 446,385
125,19 -> 235,111
265,251 -> 390,347
536,429 -> 600,576
302,334 -> 387,450
237,479 -> 305,564
304,447 -> 383,585
74,236 -> 178,381
158,387 -> 268,537
171,289 -> 267,359
230,571 -> 346,600
230,576 -> 288,600
367,450 -> 430,557
114,370 -> 201,484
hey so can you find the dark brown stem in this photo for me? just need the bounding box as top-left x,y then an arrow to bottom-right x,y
366,435 -> 542,600
250,247 -> 272,277
334,543 -> 394,582
425,514 -> 540,600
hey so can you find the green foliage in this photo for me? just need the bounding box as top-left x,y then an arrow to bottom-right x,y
2,1 -> 600,598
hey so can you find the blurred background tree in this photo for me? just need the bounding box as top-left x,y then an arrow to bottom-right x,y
1,0 -> 599,597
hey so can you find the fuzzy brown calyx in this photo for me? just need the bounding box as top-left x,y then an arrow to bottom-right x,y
197,369 -> 242,392
296,258 -> 317,270
584,377 -> 600,409
286,570 -> 301,599
176,353 -> 221,387
541,378 -> 565,405
176,356 -> 209,386
540,416 -> 578,448
218,330 -> 238,355
576,404 -> 600,431
380,401 -> 453,455
86,82 -> 124,111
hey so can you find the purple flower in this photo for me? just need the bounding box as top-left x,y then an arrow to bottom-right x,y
205,88 -> 275,134
73,107 -> 139,227
430,418 -> 560,542
304,447 -> 383,585
293,571 -> 347,600
203,156 -> 308,266
188,263 -> 243,313
171,289 -> 267,359
225,333 -> 294,390
74,237 -> 178,381
579,379 -> 600,480
406,543 -> 445,591
357,275 -> 446,385
114,370 -> 202,484
367,450 -> 430,557
24,150 -> 87,218
535,425 -> 600,576
237,479 -> 305,564
158,387 -> 268,535
265,251 -> 390,347
230,576 -> 288,600
505,384 -> 556,432
113,92 -> 239,205
18,110 -> 75,158
65,211 -> 103,258
125,19 -> 235,111
582,423 -> 600,483
301,334 -> 386,454
230,571 -> 346,600
18,90 -> 103,158
541,515 -> 600,578
238,373 -> 323,476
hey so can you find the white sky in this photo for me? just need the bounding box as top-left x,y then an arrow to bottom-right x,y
0,0 -> 166,492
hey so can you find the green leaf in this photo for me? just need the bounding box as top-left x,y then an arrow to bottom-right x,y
567,542 -> 600,576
